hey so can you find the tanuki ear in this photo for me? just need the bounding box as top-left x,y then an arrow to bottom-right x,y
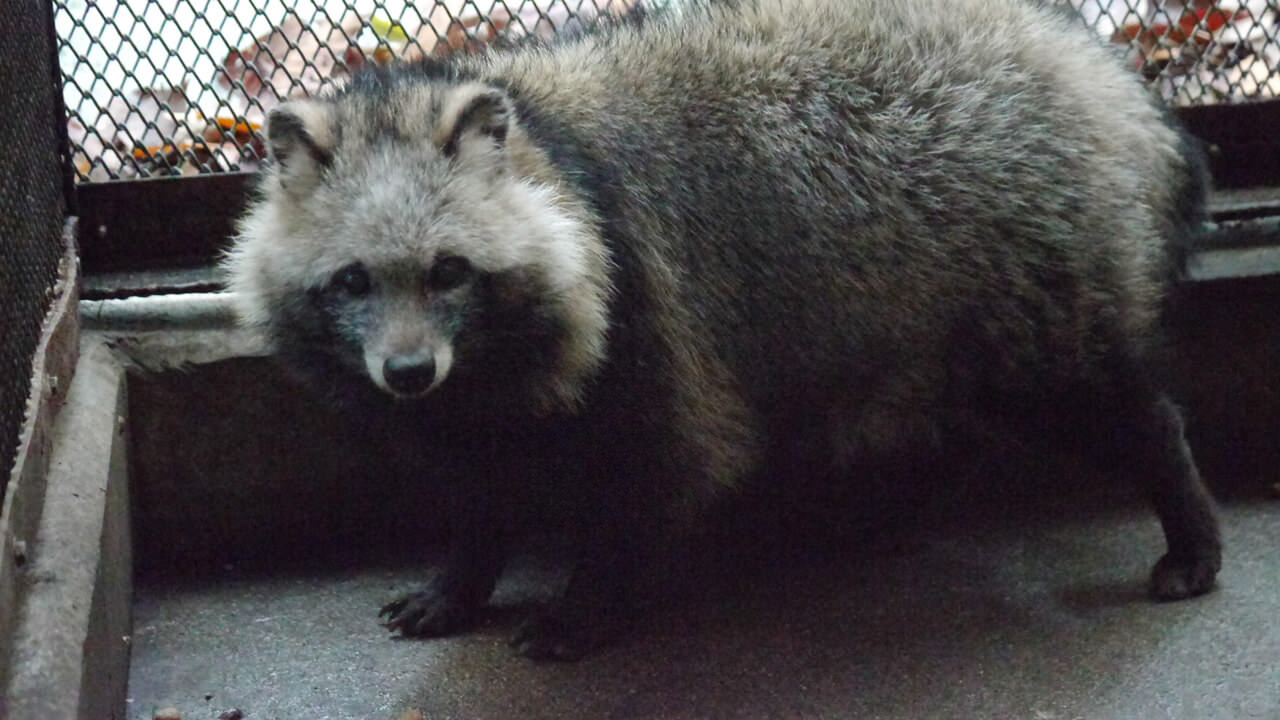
434,83 -> 513,159
265,99 -> 338,196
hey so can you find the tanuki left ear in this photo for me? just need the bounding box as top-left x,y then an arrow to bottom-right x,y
435,83 -> 513,159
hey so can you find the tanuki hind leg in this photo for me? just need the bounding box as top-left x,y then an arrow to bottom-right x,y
1090,392 -> 1221,599
1137,396 -> 1221,598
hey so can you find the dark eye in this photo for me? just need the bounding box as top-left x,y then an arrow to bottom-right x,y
426,255 -> 473,291
331,263 -> 371,296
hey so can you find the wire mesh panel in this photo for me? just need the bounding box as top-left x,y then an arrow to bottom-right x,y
1068,0 -> 1280,104
55,0 -> 635,182
50,0 -> 1280,182
2,0 -> 68,487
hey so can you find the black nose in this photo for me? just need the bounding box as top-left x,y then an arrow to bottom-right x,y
382,354 -> 436,395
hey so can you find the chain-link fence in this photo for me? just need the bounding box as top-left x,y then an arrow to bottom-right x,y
55,0 -> 636,182
53,0 -> 1280,183
1070,1 -> 1280,103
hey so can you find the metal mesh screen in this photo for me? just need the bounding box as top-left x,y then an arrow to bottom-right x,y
1069,0 -> 1280,104
55,0 -> 636,182
51,0 -> 1280,182
1,0 -> 69,485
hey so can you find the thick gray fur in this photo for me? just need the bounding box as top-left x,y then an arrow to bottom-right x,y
225,0 -> 1221,660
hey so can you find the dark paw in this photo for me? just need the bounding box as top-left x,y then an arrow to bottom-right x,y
1149,551 -> 1220,600
379,589 -> 477,637
509,603 -> 621,661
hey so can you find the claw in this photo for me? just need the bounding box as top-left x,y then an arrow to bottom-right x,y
378,589 -> 478,637
378,598 -> 407,621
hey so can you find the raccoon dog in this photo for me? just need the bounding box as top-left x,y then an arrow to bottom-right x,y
226,0 -> 1222,660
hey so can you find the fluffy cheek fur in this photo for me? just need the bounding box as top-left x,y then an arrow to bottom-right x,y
437,175 -> 611,412
264,283 -> 378,404
449,269 -> 574,404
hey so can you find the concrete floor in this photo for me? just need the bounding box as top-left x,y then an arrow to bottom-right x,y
114,276 -> 1280,720
126,492 -> 1279,720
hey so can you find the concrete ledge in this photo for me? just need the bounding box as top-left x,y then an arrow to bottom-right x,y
0,229 -> 78,691
3,338 -> 131,720
1187,244 -> 1280,281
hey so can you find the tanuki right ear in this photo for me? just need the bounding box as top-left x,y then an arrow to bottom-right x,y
265,100 -> 338,196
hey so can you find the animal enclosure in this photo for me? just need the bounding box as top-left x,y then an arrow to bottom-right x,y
3,0 -> 1280,717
